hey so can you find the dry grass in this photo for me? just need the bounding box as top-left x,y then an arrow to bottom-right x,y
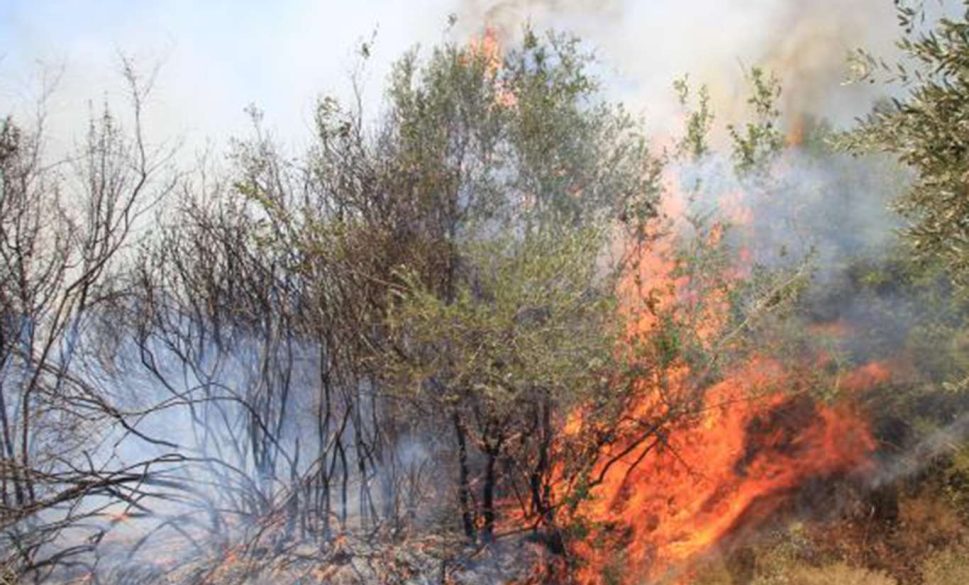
920,544 -> 969,585
691,482 -> 969,585
752,562 -> 897,585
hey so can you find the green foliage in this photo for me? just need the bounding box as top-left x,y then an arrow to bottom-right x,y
368,27 -> 661,241
844,1 -> 969,291
385,227 -> 618,416
815,248 -> 969,418
674,75 -> 714,161
270,26 -> 666,540
153,13 -> 969,574
728,68 -> 785,176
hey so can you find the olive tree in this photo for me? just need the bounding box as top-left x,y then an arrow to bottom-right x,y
845,1 -> 969,290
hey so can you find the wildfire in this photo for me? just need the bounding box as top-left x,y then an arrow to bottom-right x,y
563,359 -> 876,584
469,27 -> 518,108
464,27 -> 882,584
547,183 -> 881,584
470,27 -> 502,75
787,113 -> 806,147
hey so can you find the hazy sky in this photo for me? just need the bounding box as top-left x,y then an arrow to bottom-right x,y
0,0 -> 903,154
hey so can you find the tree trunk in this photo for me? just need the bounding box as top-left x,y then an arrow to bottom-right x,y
453,413 -> 475,540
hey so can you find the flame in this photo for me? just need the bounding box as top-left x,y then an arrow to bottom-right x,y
841,361 -> 891,394
786,113 -> 806,147
109,511 -> 131,524
542,180 -> 879,584
470,27 -> 502,75
468,27 -> 518,108
563,361 -> 875,584
463,29 -> 881,583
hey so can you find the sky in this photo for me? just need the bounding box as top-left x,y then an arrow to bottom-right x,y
0,0 -> 904,157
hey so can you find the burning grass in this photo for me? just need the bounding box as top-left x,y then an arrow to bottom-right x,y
553,359 -> 879,584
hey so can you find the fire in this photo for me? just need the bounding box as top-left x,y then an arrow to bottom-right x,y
563,359 -> 876,584
470,27 -> 502,75
109,511 -> 131,524
462,27 -> 879,583
468,27 -> 517,108
546,185 -> 879,584
841,361 -> 891,394
786,113 -> 806,147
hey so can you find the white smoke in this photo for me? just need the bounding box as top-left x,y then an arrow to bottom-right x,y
452,0 -> 907,139
1,0 -> 920,157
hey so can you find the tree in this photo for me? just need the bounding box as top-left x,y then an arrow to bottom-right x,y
385,228 -> 621,541
252,27 -> 663,543
370,28 -> 660,542
845,1 -> 969,290
0,63 -> 179,580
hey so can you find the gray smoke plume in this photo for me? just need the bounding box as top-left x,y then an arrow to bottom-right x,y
872,413 -> 969,489
451,0 -> 905,136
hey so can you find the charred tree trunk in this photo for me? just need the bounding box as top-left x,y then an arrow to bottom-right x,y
529,400 -> 553,526
453,412 -> 475,541
481,445 -> 498,542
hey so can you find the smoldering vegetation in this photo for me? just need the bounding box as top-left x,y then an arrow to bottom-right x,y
0,116 -> 457,583
4,3 -> 969,585
0,31 -> 659,583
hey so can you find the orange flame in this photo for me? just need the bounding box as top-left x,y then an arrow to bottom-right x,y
461,30 -> 880,584
470,27 -> 502,75
564,360 -> 875,584
468,27 -> 517,108
545,180 -> 878,584
787,113 -> 806,147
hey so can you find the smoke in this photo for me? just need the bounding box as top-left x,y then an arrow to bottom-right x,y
1,0 -> 907,156
5,2 -> 969,582
871,412 -> 969,489
453,0 -> 622,39
452,0 -> 903,138
1,324 -> 448,583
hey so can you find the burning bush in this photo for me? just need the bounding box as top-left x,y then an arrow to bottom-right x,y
4,3 -> 969,584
